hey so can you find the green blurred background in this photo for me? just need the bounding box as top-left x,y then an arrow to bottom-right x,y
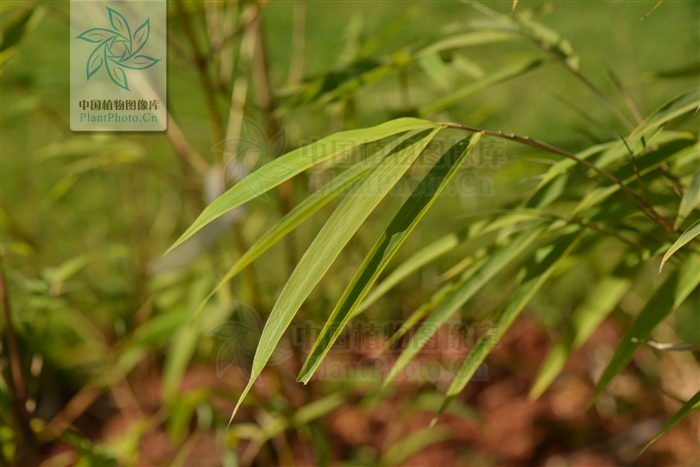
1,1 -> 699,466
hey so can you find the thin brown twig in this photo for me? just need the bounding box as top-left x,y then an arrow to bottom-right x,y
0,266 -> 36,457
443,123 -> 674,231
615,130 -> 651,205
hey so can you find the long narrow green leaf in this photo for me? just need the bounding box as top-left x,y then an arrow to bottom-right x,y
416,30 -> 523,57
418,59 -> 542,116
228,128 -> 441,424
355,232 -> 463,314
168,118 -> 438,253
381,225 -> 546,390
529,272 -> 631,399
191,131 -> 419,323
638,390 -> 700,457
380,426 -> 451,466
674,169 -> 700,229
573,138 -> 695,215
593,254 -> 700,403
384,256 -> 488,351
357,211 -> 546,315
434,230 -> 584,423
630,89 -> 699,139
298,134 -> 482,383
659,219 -> 700,274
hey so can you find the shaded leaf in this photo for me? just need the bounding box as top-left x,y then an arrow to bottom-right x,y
530,272 -> 631,399
659,219 -> 700,273
593,254 -> 700,403
382,225 -> 546,390
418,58 -> 541,116
434,230 -> 584,422
638,390 -> 700,457
1,8 -> 34,53
674,169 -> 700,229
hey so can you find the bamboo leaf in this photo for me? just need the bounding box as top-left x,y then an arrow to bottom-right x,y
593,254 -> 700,403
416,30 -> 522,58
168,118 -> 438,254
638,391 -> 700,457
191,131 -> 419,323
674,169 -> 700,229
630,89 -> 699,139
228,128 -> 441,425
418,59 -> 541,116
384,256 -> 487,351
382,225 -> 546,390
380,427 -> 451,466
355,232 -> 463,314
298,134 -> 482,383
659,219 -> 700,274
529,273 -> 631,399
434,231 -> 584,423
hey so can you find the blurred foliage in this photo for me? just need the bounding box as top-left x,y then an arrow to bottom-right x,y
1,1 -> 699,466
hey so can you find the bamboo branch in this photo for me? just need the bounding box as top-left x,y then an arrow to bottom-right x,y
444,123 -> 675,231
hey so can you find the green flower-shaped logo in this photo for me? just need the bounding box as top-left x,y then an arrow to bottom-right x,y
76,7 -> 160,91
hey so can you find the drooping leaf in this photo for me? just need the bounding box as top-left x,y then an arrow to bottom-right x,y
382,225 -> 546,390
593,254 -> 700,403
434,230 -> 584,422
417,53 -> 453,90
191,131 -> 419,323
1,8 -> 34,53
167,118 -> 439,254
298,134 -> 482,383
529,271 -> 631,399
228,128 -> 441,424
355,232 -> 463,314
384,255 -> 487,351
674,169 -> 700,229
638,390 -> 700,457
418,58 -> 542,116
629,89 -> 699,139
659,219 -> 700,274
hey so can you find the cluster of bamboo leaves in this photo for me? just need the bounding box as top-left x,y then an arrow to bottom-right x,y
3,1 -> 698,463
168,4 -> 700,452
